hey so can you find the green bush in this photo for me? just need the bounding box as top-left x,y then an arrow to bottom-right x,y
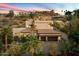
6,42 -> 23,56
59,40 -> 71,52
22,35 -> 45,56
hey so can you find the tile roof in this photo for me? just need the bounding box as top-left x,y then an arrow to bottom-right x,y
37,29 -> 61,36
37,29 -> 60,34
21,28 -> 37,33
13,20 -> 61,36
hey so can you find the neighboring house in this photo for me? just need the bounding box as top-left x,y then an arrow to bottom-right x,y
13,20 -> 61,41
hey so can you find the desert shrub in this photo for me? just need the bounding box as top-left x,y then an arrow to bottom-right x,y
49,42 -> 58,56
59,40 -> 79,55
20,36 -> 29,43
6,42 -> 23,56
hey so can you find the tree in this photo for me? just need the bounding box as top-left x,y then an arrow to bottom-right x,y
20,36 -> 29,43
73,9 -> 79,18
68,19 -> 79,51
22,35 -> 44,56
28,12 -> 37,19
6,10 -> 14,26
65,10 -> 73,37
68,19 -> 79,55
28,12 -> 38,35
65,10 -> 72,21
59,40 -> 73,55
50,10 -> 55,16
0,39 -> 3,53
5,35 -> 44,56
7,10 -> 14,18
0,32 -> 3,52
0,27 -> 13,50
18,12 -> 28,20
59,9 -> 79,55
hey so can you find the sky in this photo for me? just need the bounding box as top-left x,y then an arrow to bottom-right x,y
0,3 -> 79,11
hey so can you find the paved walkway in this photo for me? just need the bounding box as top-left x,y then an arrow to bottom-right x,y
43,41 -> 58,56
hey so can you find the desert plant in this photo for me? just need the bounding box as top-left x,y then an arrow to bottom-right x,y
6,42 -> 23,56
22,35 -> 44,56
49,42 -> 58,56
59,40 -> 71,55
0,39 -> 3,53
0,27 -> 14,50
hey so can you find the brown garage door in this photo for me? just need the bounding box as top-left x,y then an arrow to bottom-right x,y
48,36 -> 58,41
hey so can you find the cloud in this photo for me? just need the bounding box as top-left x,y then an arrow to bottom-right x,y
1,3 -> 79,11
0,3 -> 26,11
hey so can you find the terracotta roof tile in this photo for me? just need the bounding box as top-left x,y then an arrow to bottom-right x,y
37,29 -> 60,34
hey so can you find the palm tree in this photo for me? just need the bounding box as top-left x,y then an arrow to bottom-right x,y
7,10 -> 14,19
1,27 -> 13,50
28,12 -> 38,35
23,35 -> 44,56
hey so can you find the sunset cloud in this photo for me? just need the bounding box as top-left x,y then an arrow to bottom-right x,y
1,3 -> 79,12
0,3 -> 26,11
